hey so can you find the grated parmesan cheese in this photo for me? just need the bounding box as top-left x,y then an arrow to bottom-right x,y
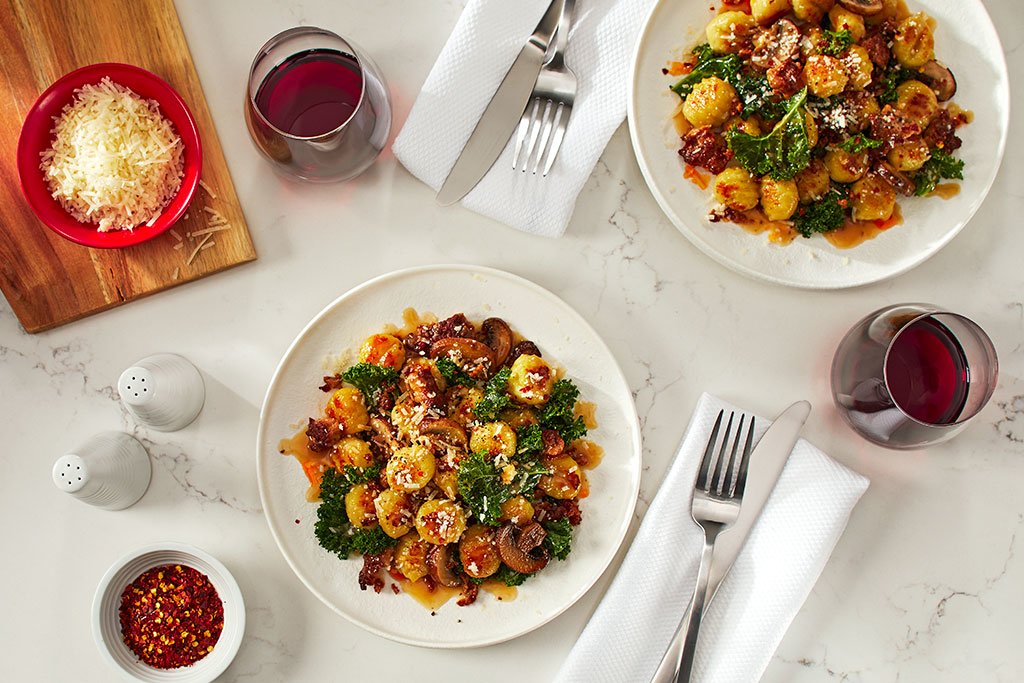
40,77 -> 184,232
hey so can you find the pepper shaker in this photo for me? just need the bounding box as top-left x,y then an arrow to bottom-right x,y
52,432 -> 151,510
118,353 -> 205,431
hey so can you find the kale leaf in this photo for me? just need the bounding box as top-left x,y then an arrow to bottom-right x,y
457,451 -> 513,525
821,29 -> 853,57
670,43 -> 743,98
912,149 -> 965,196
349,526 -> 398,556
543,518 -> 573,561
512,458 -> 552,495
732,73 -> 788,121
493,565 -> 532,587
838,134 -> 882,154
314,466 -> 386,558
435,357 -> 475,388
341,363 -> 398,411
516,424 -> 544,458
877,65 -> 915,105
473,367 -> 512,422
538,379 -> 588,444
726,88 -> 811,181
793,186 -> 849,237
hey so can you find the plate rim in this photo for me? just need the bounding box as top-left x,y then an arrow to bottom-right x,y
255,264 -> 642,648
626,0 -> 1010,290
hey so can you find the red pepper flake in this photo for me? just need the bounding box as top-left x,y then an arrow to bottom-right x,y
118,564 -> 224,670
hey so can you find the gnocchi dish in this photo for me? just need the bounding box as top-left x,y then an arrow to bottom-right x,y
280,313 -> 602,608
667,0 -> 969,248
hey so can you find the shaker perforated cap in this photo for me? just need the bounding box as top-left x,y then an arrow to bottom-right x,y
53,453 -> 88,493
117,353 -> 205,431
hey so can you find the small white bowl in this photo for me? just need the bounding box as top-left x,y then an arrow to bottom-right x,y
92,543 -> 245,682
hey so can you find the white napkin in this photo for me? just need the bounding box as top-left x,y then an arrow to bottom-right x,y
554,393 -> 870,683
392,0 -> 656,237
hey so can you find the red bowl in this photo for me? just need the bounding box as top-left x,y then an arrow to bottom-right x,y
16,63 -> 202,249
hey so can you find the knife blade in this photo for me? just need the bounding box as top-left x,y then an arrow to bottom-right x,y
436,0 -> 563,206
651,400 -> 812,683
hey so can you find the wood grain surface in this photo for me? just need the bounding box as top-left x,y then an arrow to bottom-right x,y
0,0 -> 257,333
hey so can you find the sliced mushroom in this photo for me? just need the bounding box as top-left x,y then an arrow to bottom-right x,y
918,60 -> 957,102
496,522 -> 550,574
506,340 -> 542,367
837,0 -> 883,15
481,318 -> 514,367
429,337 -> 496,375
369,417 -> 401,456
874,161 -> 917,196
419,417 -> 468,449
751,18 -> 801,70
425,544 -> 461,588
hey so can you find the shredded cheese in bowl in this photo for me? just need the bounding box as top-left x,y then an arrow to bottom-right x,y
39,77 -> 184,232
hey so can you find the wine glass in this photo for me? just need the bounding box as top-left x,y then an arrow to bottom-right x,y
245,26 -> 392,182
831,304 -> 998,449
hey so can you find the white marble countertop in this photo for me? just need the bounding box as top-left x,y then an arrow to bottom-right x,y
2,1 -> 1022,680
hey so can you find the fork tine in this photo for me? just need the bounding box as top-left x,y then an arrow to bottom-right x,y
724,415 -> 745,497
734,416 -> 756,497
531,101 -> 556,174
712,412 -> 735,495
512,103 -> 533,170
521,99 -> 545,172
696,410 -> 724,491
541,103 -> 569,176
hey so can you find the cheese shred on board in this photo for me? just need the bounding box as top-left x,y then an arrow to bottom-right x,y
39,77 -> 184,232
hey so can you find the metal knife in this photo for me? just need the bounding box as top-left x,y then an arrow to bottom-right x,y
651,400 -> 812,683
436,0 -> 563,206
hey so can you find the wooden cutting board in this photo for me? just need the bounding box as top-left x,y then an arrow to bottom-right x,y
0,0 -> 257,334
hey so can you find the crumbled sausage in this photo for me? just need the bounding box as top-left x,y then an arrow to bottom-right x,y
358,551 -> 392,593
404,314 -> 478,356
541,429 -> 565,457
869,106 -> 921,151
767,59 -> 804,98
533,497 -> 583,526
859,31 -> 891,68
922,109 -> 963,152
678,126 -> 733,175
319,374 -> 345,393
306,417 -> 340,453
456,580 -> 479,607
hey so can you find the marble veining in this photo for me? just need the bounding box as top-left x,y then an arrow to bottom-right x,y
2,0 -> 1023,681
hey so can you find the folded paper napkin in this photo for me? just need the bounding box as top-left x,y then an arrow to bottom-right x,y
392,0 -> 656,237
554,393 -> 870,683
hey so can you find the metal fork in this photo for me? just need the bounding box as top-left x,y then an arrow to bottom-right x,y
511,0 -> 577,176
671,410 -> 756,683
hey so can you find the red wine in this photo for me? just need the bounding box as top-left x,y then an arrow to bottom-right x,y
254,48 -> 363,137
885,317 -> 970,425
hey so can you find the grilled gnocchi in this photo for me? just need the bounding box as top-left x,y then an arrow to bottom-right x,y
669,1 -> 969,249
280,312 -> 602,608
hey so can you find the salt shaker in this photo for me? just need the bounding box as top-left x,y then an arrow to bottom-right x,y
52,432 -> 151,510
118,353 -> 205,431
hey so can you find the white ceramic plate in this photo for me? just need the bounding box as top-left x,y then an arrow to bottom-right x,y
628,0 -> 1009,289
256,265 -> 641,647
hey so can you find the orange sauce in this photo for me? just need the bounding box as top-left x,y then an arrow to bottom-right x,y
824,205 -> 903,249
401,578 -> 462,611
932,183 -> 961,200
574,401 -> 599,430
572,439 -> 604,470
683,164 -> 710,190
481,581 -> 518,602
397,578 -> 519,610
279,428 -> 332,501
732,209 -> 798,245
382,307 -> 437,338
